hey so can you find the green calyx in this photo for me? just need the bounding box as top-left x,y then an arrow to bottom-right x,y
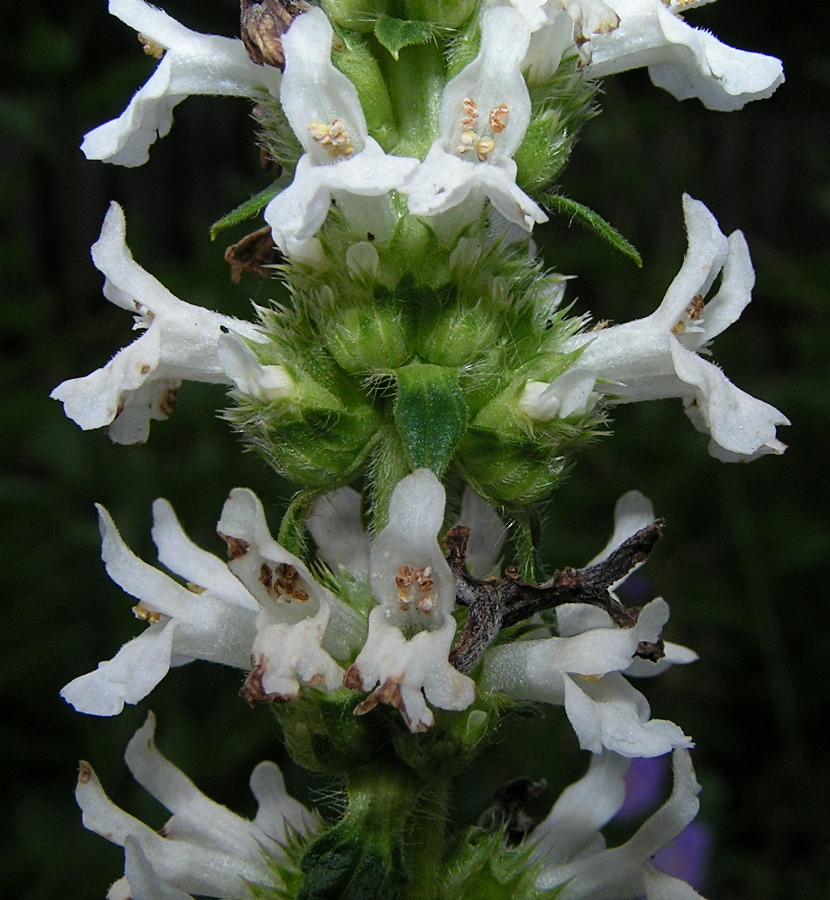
226,221 -> 603,517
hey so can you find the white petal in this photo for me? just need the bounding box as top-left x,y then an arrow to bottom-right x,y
82,0 -> 279,166
586,490 -> 655,567
218,487 -> 361,674
61,621 -> 176,716
671,340 -> 789,460
405,147 -> 547,233
643,864 -> 706,900
97,504 -> 202,622
519,368 -> 597,421
438,7 -> 533,161
588,0 -> 783,110
279,7 -> 368,160
217,333 -> 295,402
151,499 -> 259,612
564,195 -> 788,461
77,744 -> 290,898
119,837 -> 194,900
457,487 -> 507,578
564,672 -> 693,757
369,469 -> 456,626
125,713 -> 279,859
266,140 -> 417,254
349,612 -> 475,733
249,611 -> 345,701
626,640 -> 698,678
51,204 -> 263,443
250,761 -> 319,842
531,750 -> 630,865
307,487 -> 371,581
536,749 -> 701,899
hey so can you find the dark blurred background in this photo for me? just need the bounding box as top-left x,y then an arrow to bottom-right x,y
2,0 -> 828,897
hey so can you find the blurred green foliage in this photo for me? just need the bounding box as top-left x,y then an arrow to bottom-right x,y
1,0 -> 828,898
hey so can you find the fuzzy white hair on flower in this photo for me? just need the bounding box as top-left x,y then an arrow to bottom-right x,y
344,469 -> 476,733
61,499 -> 259,717
82,0 -> 280,167
533,748 -> 704,899
586,0 -> 784,110
403,6 -> 548,239
263,8 -> 418,258
217,487 -> 365,702
77,712 -> 316,900
50,203 -> 287,444
481,491 -> 696,757
563,195 -> 789,462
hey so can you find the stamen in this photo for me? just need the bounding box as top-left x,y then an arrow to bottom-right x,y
259,561 -> 310,602
137,34 -> 165,59
395,564 -> 437,614
133,603 -> 161,623
308,118 -> 355,157
476,137 -> 495,162
488,104 -> 509,133
671,294 -> 706,335
457,130 -> 477,155
461,98 -> 479,130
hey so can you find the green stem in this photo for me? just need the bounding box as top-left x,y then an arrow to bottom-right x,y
344,759 -> 450,900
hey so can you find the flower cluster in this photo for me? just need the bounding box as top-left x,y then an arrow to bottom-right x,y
60,0 -> 787,897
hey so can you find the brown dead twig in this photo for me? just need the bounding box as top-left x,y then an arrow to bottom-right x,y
446,520 -> 666,674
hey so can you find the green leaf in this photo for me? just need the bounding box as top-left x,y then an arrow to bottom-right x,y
373,15 -> 435,60
543,194 -> 642,267
299,827 -> 406,900
394,364 -> 467,477
209,180 -> 286,240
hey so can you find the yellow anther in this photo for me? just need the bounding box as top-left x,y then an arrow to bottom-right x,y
672,294 -> 705,335
476,136 -> 495,162
308,118 -> 355,158
488,104 -> 509,133
138,34 -> 165,59
461,97 -> 479,130
133,603 -> 161,623
457,130 -> 477,155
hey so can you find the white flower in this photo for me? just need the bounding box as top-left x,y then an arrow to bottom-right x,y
563,195 -> 789,462
532,748 -> 705,899
61,489 -> 362,716
216,487 -> 365,702
519,367 -> 599,421
497,0 -> 619,83
51,203 -> 288,444
587,0 -> 784,111
61,499 -> 258,717
480,491 -> 696,757
402,7 -> 548,239
264,8 -> 418,258
344,470 -> 476,733
77,712 -> 317,900
82,0 -> 280,167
